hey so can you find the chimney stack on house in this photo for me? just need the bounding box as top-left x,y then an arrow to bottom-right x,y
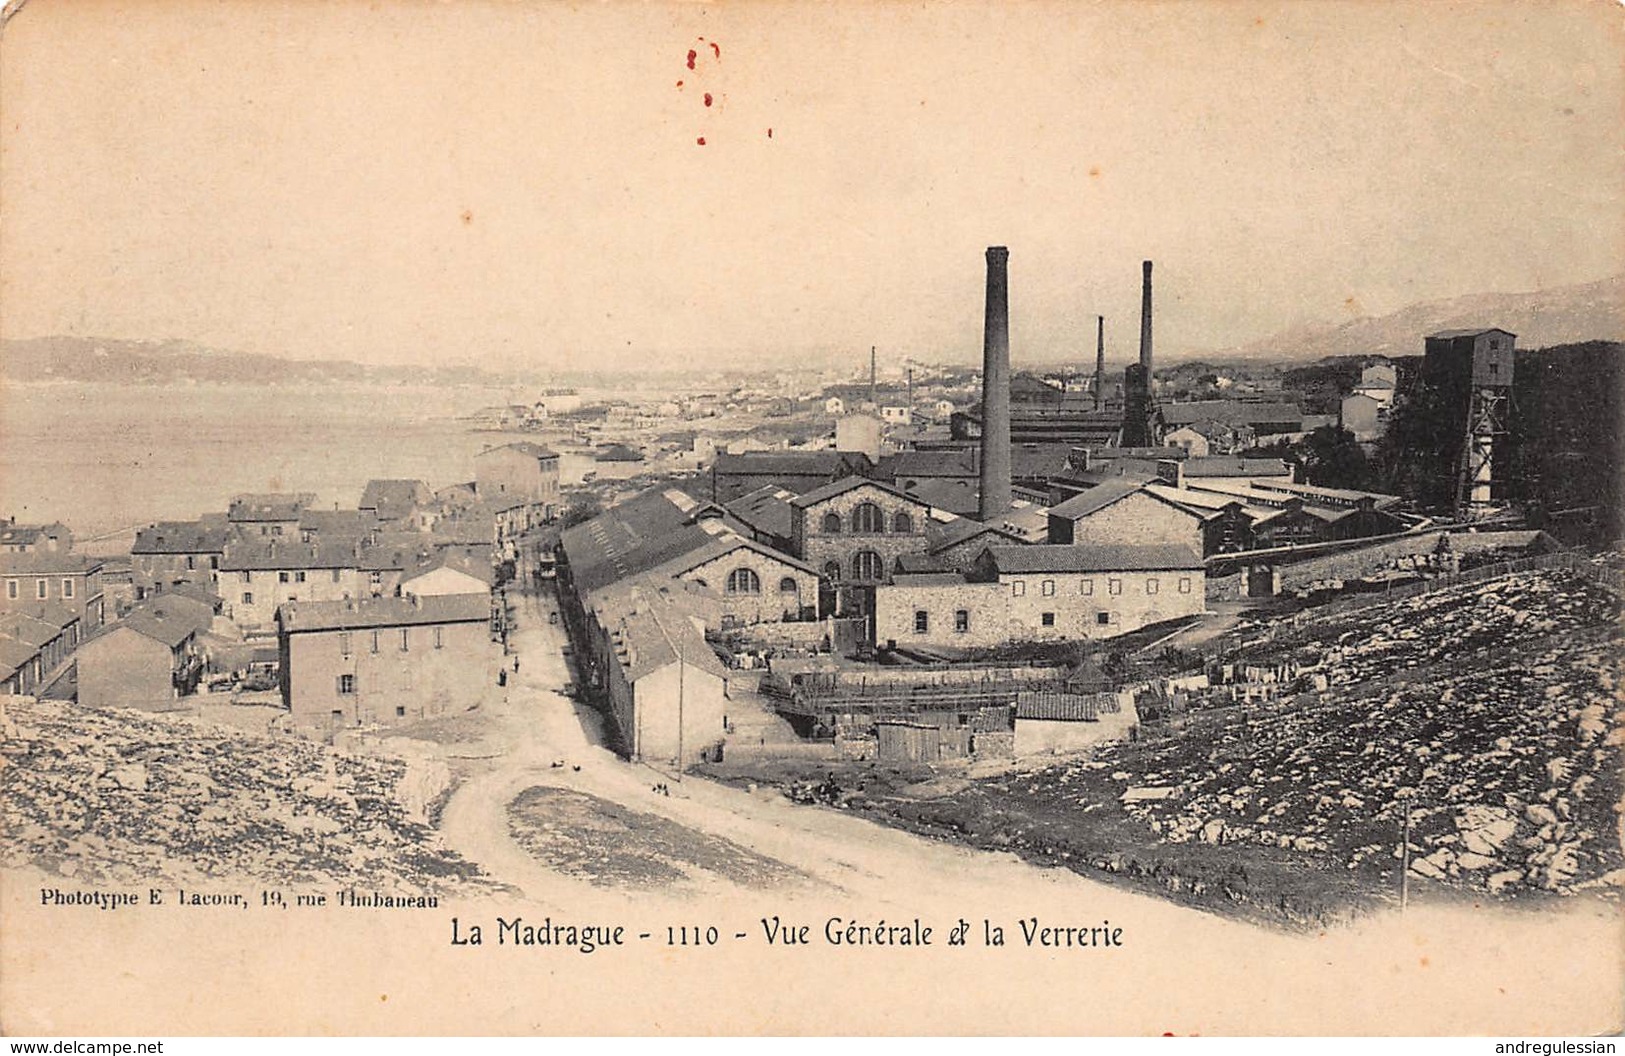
978,246 -> 1013,523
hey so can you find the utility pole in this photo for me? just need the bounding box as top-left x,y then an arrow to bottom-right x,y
676,633 -> 685,781
1399,795 -> 1414,912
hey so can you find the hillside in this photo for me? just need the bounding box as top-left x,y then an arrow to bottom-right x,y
1204,275 -> 1625,363
0,336 -> 520,388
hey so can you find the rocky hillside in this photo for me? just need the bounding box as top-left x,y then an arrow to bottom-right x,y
0,696 -> 496,895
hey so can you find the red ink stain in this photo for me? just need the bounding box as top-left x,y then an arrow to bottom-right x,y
460,209 -> 473,225
696,136 -> 706,146
686,49 -> 697,70
1088,165 -> 1101,177
766,128 -> 773,138
710,42 -> 720,59
676,80 -> 684,88
703,92 -> 713,107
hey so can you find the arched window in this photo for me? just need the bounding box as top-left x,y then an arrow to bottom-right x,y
892,510 -> 913,533
851,502 -> 885,533
821,512 -> 843,534
822,560 -> 842,583
778,576 -> 799,593
851,550 -> 884,581
725,567 -> 760,594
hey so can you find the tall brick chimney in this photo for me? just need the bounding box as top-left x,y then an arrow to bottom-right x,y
978,246 -> 1012,523
1139,260 -> 1154,374
1094,314 -> 1106,412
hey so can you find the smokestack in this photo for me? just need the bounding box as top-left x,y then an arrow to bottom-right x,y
869,346 -> 877,409
1139,260 -> 1154,374
1094,315 -> 1105,412
978,246 -> 1012,523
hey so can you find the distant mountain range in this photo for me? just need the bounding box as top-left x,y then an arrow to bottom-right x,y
1201,275 -> 1625,363
6,275 -> 1623,383
0,336 -> 523,388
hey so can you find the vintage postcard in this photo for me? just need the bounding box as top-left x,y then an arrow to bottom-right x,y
1,0 -> 1621,1038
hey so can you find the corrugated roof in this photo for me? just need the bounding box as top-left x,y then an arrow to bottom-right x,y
987,543 -> 1203,573
1179,456 -> 1293,478
279,593 -> 490,634
723,486 -> 797,541
560,485 -> 715,596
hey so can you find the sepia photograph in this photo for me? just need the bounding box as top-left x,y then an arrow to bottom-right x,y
0,0 -> 1621,1039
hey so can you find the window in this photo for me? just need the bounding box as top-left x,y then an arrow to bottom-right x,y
271,525 -> 284,536
851,550 -> 884,580
851,502 -> 884,533
1041,612 -> 1056,627
295,571 -> 307,584
892,511 -> 913,533
1011,580 -> 1026,597
369,571 -> 383,588
278,572 -> 290,584
725,567 -> 761,594
1096,612 -> 1111,626
35,579 -> 47,600
242,592 -> 253,605
1179,577 -> 1193,594
1146,577 -> 1159,595
400,628 -> 410,651
779,576 -> 798,593
954,610 -> 969,633
1080,579 -> 1094,596
336,674 -> 356,695
4,580 -> 15,600
209,556 -> 219,570
240,571 -> 251,584
434,627 -> 443,649
331,569 -> 342,583
395,706 -> 406,718
370,631 -> 380,654
1108,578 -> 1122,596
61,579 -> 74,599
185,555 -> 196,571
821,512 -> 843,534
914,610 -> 929,634
822,560 -> 842,583
339,632 -> 351,656
1041,579 -> 1055,596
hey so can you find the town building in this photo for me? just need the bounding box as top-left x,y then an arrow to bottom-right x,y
358,479 -> 435,528
708,449 -> 875,504
1046,479 -> 1204,555
0,551 -> 106,630
1340,392 -> 1386,442
787,477 -> 934,616
0,612 -> 76,678
579,583 -> 730,766
474,442 -> 561,513
76,599 -> 208,710
873,543 -> 1205,649
131,519 -> 230,600
276,594 -> 494,734
398,550 -> 492,598
0,520 -> 73,554
228,493 -> 316,538
0,635 -> 44,695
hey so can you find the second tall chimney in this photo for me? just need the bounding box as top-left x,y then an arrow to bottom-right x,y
1094,314 -> 1106,412
978,246 -> 1012,523
1139,260 -> 1154,374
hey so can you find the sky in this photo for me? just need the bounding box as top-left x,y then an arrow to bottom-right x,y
1,0 -> 1621,374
